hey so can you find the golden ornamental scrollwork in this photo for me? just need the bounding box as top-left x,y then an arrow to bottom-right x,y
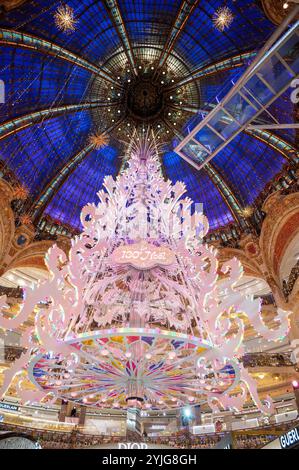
261,0 -> 299,25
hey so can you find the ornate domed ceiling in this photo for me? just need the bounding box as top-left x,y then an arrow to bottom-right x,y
0,0 -> 297,236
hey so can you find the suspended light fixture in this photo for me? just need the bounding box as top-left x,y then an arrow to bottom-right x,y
12,185 -> 29,201
54,4 -> 78,33
237,206 -> 254,218
213,6 -> 234,32
88,132 -> 109,150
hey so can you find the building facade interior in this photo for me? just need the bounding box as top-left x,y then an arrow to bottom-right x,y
0,0 -> 298,451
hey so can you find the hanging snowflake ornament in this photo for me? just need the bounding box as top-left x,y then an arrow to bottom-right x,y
54,4 -> 77,34
88,132 -> 109,150
12,185 -> 29,201
213,6 -> 234,32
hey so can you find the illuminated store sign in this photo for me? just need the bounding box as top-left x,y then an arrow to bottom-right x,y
279,426 -> 299,449
118,443 -> 148,449
0,403 -> 19,411
0,402 -> 19,412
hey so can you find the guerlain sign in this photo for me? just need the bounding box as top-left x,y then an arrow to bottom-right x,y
279,426 -> 299,449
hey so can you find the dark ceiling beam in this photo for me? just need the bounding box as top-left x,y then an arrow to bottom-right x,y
166,51 -> 256,91
246,129 -> 298,163
32,118 -> 125,220
162,118 -> 245,226
0,28 -> 121,87
0,101 -> 119,141
155,0 -> 199,73
103,0 -> 137,75
32,143 -> 94,220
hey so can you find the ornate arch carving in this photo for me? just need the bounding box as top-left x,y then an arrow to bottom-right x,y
260,192 -> 299,283
0,179 -> 15,273
261,0 -> 299,25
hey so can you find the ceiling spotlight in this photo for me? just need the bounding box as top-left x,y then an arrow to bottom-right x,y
283,2 -> 289,9
183,406 -> 192,418
292,380 -> 299,388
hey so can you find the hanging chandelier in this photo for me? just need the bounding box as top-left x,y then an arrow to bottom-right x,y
213,6 -> 234,32
54,4 -> 78,34
0,132 -> 291,414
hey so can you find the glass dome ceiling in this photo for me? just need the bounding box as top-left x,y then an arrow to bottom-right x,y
0,0 -> 297,234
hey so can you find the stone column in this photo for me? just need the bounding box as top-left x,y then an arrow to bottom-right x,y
193,405 -> 202,425
78,405 -> 87,426
58,399 -> 68,422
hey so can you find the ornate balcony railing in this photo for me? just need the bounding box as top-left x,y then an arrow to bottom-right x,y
242,352 -> 294,368
0,286 -> 24,300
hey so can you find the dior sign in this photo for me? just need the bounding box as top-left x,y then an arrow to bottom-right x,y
118,442 -> 148,449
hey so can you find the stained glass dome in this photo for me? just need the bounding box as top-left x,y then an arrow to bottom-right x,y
0,0 -> 297,235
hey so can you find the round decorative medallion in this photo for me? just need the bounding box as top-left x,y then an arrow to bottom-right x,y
126,78 -> 163,121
